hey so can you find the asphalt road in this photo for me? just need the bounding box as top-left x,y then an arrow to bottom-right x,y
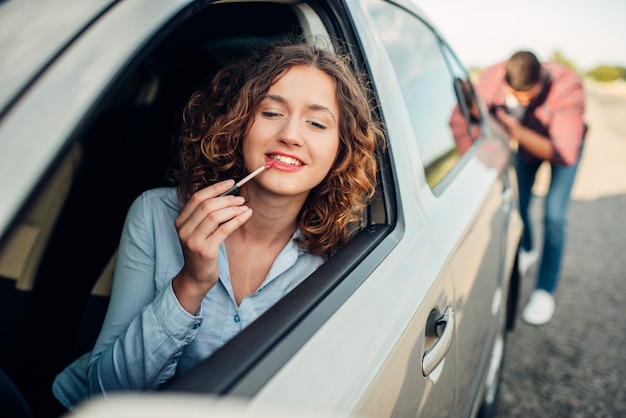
496,83 -> 626,417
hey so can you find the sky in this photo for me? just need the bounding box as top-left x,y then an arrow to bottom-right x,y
416,0 -> 626,71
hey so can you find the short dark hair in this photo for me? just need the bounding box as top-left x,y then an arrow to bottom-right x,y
505,50 -> 541,91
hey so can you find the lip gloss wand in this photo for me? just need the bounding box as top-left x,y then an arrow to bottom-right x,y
218,160 -> 274,197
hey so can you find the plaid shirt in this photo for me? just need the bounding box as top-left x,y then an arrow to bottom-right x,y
476,61 -> 586,165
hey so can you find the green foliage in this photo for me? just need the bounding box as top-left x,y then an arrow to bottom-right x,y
586,65 -> 626,82
548,49 -> 626,82
551,50 -> 579,74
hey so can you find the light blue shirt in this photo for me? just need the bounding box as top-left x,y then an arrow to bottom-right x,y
53,187 -> 324,409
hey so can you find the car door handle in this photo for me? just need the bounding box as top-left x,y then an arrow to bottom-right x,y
422,307 -> 454,376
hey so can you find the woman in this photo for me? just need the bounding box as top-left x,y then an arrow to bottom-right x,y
53,42 -> 383,408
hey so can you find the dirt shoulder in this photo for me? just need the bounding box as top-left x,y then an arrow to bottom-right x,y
584,79 -> 626,99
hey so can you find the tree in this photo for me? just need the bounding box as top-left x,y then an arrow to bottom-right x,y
586,65 -> 626,82
550,50 -> 579,74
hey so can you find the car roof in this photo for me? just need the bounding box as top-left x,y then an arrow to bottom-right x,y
0,0 -> 117,117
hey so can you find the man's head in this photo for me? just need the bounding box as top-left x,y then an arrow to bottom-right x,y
505,50 -> 543,105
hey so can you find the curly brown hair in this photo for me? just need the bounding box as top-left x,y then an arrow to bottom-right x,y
172,42 -> 384,257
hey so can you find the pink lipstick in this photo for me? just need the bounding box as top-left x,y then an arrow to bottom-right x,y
218,160 -> 274,197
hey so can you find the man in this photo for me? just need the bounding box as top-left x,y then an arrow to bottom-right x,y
476,50 -> 586,325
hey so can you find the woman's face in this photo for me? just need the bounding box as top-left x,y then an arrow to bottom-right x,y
242,65 -> 340,200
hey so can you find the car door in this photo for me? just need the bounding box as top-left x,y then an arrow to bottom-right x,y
162,1 -> 458,417
359,0 -> 521,416
438,43 -> 523,416
246,0 -> 461,416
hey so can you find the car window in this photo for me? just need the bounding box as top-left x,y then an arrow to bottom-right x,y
440,42 -> 483,146
363,0 -> 473,190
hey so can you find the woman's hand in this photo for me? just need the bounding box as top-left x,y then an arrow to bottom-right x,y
172,180 -> 252,314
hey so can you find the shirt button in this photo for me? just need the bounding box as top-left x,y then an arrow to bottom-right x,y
234,314 -> 240,323
192,322 -> 201,329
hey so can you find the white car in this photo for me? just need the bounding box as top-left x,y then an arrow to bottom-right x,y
0,0 -> 522,417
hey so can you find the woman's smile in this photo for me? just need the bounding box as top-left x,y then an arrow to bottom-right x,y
265,153 -> 304,172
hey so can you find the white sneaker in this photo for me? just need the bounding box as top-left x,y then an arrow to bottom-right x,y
522,289 -> 555,325
518,248 -> 539,276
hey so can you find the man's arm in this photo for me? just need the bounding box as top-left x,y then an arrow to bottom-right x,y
495,108 -> 553,160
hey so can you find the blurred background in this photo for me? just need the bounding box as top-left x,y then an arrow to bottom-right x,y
419,0 -> 626,82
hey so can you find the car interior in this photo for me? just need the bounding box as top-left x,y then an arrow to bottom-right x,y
0,2 -> 393,417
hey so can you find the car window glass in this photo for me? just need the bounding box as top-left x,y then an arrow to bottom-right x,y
440,43 -> 483,147
363,0 -> 469,189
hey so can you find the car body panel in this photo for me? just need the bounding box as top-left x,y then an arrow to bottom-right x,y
0,0 -> 191,242
0,1 -> 522,417
0,0 -> 117,116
